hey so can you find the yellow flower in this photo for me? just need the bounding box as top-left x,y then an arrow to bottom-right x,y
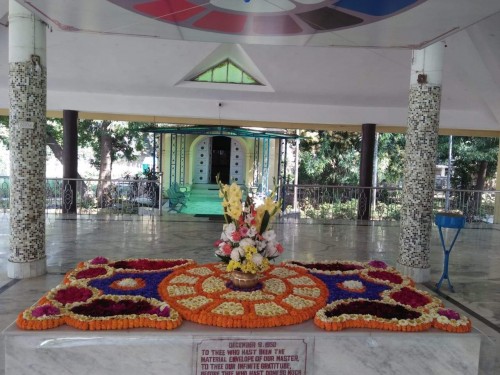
227,260 -> 241,272
227,205 -> 242,221
228,182 -> 243,200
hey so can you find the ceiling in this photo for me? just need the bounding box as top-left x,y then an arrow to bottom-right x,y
1,0 -> 500,134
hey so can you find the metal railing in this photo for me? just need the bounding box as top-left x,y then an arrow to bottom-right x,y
1,176 -> 498,223
0,176 -> 161,218
281,184 -> 498,223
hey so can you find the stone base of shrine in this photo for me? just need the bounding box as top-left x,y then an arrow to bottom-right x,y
3,321 -> 480,375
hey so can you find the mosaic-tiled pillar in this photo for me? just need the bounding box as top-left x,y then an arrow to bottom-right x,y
7,0 -> 47,278
398,42 -> 445,282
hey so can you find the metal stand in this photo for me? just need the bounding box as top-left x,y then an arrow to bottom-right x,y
435,214 -> 465,292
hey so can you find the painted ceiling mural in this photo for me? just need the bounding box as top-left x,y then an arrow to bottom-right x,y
108,0 -> 427,36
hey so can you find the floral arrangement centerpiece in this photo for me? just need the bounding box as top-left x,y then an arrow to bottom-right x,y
214,179 -> 283,288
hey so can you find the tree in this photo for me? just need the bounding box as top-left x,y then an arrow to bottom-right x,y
1,116 -> 155,207
75,120 -> 153,207
437,135 -> 498,216
298,131 -> 361,185
377,133 -> 406,185
0,116 -> 8,147
437,136 -> 498,190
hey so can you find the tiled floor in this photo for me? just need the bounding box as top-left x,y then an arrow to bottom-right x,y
1,214 -> 499,374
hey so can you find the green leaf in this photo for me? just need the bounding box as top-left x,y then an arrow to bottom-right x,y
260,211 -> 270,234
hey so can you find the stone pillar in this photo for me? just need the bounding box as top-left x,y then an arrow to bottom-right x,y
8,0 -> 47,278
398,42 -> 445,282
62,110 -> 78,214
357,123 -> 376,221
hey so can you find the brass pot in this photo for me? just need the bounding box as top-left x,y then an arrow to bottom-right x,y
230,270 -> 260,289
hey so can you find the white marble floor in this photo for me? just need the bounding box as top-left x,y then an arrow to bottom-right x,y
1,215 -> 499,374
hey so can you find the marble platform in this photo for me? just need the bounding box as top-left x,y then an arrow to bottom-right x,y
3,320 -> 481,375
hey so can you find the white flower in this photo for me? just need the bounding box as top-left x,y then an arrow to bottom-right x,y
265,242 -> 279,257
230,248 -> 241,262
341,280 -> 364,290
257,242 -> 267,252
252,253 -> 264,266
236,246 -> 245,257
223,223 -> 236,239
436,315 -> 448,324
239,238 -> 255,249
262,230 -> 276,242
117,278 -> 138,288
247,227 -> 257,237
215,248 -> 225,256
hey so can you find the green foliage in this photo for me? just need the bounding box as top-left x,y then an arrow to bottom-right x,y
298,130 -> 408,187
298,131 -> 361,185
44,118 -> 153,170
0,116 -> 9,147
77,120 -> 152,170
300,199 -> 401,221
377,133 -> 406,184
437,136 -> 498,189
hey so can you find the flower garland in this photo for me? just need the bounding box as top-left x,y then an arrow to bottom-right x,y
64,295 -> 181,331
17,257 -> 472,334
430,308 -> 472,333
382,286 -> 443,311
283,260 -> 368,275
314,298 -> 433,332
16,257 -> 192,331
359,269 -> 414,288
284,259 -> 470,333
311,273 -> 390,303
159,263 -> 328,328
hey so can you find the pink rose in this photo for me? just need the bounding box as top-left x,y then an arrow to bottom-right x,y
239,226 -> 249,237
232,232 -> 242,241
276,243 -> 284,254
222,243 -> 232,255
214,239 -> 223,247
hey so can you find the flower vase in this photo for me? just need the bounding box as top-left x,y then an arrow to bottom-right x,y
230,270 -> 260,289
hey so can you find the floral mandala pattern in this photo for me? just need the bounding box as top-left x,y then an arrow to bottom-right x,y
159,263 -> 328,328
282,260 -> 471,333
17,257 -> 471,334
17,257 -> 193,331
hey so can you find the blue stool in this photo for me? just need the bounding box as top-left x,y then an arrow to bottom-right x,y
434,214 -> 466,292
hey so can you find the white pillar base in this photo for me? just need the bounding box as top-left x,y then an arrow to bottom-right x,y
396,262 -> 430,283
8,258 -> 47,279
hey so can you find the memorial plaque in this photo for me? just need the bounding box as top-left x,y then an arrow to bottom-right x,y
196,338 -> 307,375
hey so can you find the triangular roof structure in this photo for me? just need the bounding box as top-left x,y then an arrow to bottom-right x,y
190,59 -> 261,85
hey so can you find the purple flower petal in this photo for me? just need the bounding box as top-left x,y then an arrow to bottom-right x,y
32,304 -> 60,318
368,260 -> 388,269
90,256 -> 109,265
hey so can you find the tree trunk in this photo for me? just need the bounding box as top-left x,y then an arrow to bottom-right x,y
473,160 -> 488,212
47,132 -> 88,193
97,121 -> 113,208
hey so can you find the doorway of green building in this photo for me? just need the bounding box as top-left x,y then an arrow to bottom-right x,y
210,136 -> 231,184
